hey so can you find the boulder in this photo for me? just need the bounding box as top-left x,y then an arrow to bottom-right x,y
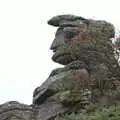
0,101 -> 34,120
0,14 -> 120,120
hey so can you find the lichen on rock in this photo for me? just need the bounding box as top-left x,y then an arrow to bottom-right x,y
0,14 -> 120,120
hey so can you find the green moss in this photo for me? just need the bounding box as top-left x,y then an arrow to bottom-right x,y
55,105 -> 120,120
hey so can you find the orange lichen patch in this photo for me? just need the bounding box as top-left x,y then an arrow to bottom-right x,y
77,32 -> 89,41
77,26 -> 89,41
77,25 -> 88,32
81,32 -> 89,40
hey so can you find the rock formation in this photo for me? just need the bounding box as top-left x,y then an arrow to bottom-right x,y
0,101 -> 34,120
0,15 -> 120,120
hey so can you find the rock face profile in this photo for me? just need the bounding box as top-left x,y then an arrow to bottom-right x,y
0,15 -> 120,120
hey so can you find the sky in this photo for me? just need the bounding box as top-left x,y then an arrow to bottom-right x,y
0,0 -> 120,105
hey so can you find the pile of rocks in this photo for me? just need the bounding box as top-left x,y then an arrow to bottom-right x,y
0,15 -> 120,120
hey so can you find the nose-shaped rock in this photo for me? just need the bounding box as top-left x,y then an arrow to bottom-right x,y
50,30 -> 65,50
50,38 -> 60,50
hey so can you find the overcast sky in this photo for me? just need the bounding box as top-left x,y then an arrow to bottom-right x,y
0,0 -> 120,105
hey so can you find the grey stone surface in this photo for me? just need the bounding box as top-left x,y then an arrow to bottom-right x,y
0,101 -> 34,120
34,15 -> 120,113
0,14 -> 120,120
48,14 -> 87,27
33,101 -> 68,120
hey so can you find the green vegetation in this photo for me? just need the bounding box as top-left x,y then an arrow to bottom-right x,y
55,105 -> 120,120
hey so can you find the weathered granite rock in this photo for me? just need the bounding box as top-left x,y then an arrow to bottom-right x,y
0,101 -> 34,120
32,101 -> 68,120
0,101 -> 67,120
0,14 -> 120,120
48,14 -> 87,27
50,19 -> 115,65
33,67 -> 89,104
33,15 -> 120,119
116,37 -> 120,51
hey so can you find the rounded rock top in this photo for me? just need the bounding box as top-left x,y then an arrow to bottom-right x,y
48,14 -> 86,27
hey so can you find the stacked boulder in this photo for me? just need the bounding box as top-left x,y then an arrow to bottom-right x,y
32,15 -> 120,119
0,15 -> 120,120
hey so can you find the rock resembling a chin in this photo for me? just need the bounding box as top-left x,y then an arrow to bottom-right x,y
52,51 -> 73,65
